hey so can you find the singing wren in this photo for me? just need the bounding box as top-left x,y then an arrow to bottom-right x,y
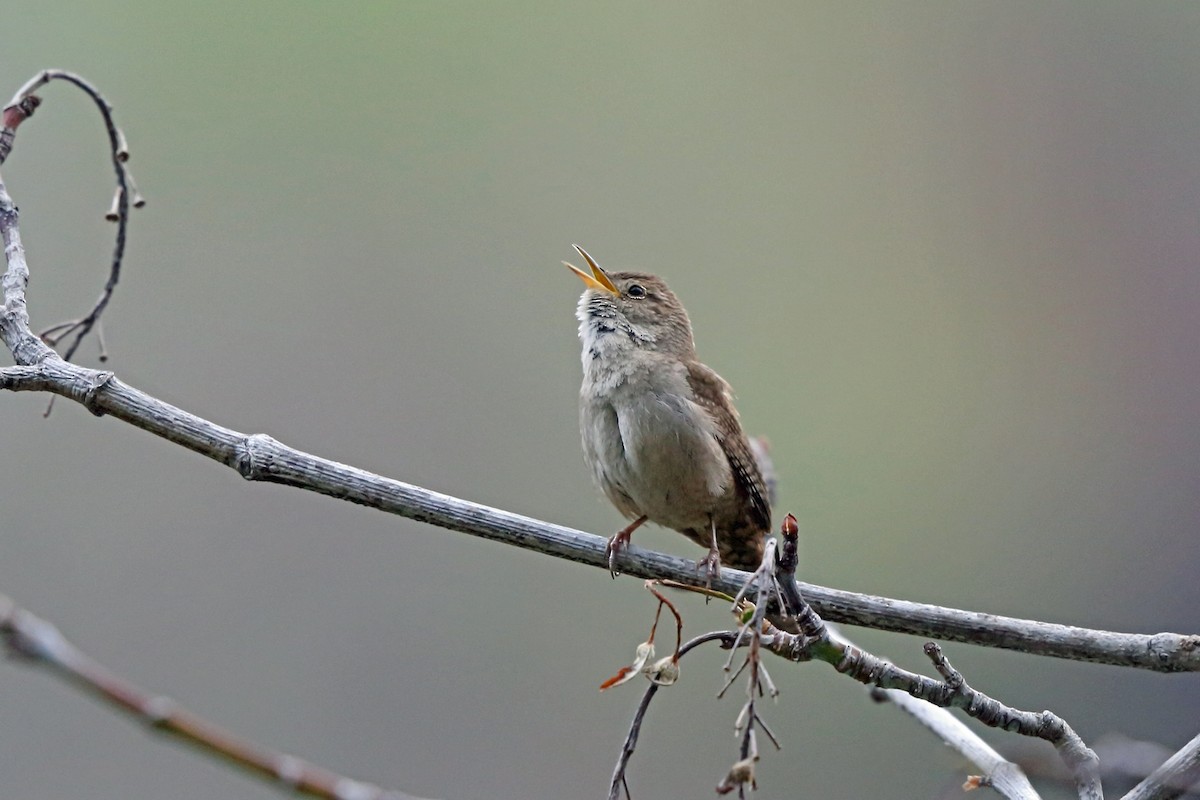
565,245 -> 771,579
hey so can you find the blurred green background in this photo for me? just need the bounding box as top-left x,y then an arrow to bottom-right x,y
3,3 -> 1199,798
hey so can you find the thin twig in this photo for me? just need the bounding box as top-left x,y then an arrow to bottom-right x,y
607,631 -> 734,800
2,70 -> 141,400
715,539 -> 788,796
774,513 -> 806,618
0,594 -> 433,800
645,582 -> 683,660
717,654 -> 751,699
872,687 -> 1041,799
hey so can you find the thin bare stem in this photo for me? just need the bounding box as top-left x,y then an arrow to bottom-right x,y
0,593 -> 432,800
607,631 -> 734,800
2,70 -> 143,392
714,539 -> 790,796
872,686 -> 1041,798
645,582 -> 683,659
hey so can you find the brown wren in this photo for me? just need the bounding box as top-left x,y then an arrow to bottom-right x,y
565,245 -> 771,579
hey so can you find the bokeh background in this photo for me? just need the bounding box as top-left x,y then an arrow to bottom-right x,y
3,3 -> 1199,798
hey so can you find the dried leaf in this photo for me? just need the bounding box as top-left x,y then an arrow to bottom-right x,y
599,641 -> 654,691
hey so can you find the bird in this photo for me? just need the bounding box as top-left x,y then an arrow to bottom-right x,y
564,245 -> 772,580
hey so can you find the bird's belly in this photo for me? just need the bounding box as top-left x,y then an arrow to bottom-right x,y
581,392 -> 731,531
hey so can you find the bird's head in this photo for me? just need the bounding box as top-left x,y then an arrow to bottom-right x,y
565,245 -> 696,360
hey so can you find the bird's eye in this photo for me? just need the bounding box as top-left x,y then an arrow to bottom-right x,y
627,284 -> 647,299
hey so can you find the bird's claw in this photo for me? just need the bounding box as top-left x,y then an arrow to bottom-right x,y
605,516 -> 648,579
696,547 -> 722,591
696,519 -> 723,591
605,531 -> 630,578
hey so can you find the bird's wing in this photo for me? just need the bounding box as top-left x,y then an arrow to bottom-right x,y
685,361 -> 772,532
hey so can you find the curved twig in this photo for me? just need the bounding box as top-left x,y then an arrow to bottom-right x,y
607,631 -> 734,800
2,70 -> 143,396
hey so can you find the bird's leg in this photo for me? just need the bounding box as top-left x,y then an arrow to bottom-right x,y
696,516 -> 722,589
606,515 -> 648,578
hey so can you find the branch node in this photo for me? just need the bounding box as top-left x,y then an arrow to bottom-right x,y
78,369 -> 114,415
333,777 -> 383,800
2,608 -> 72,664
127,169 -> 145,208
1,95 -> 41,163
275,755 -> 305,787
115,126 -> 130,162
141,694 -> 178,726
237,433 -> 280,480
106,187 -> 123,222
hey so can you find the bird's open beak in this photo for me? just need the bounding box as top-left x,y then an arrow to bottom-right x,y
564,244 -> 619,296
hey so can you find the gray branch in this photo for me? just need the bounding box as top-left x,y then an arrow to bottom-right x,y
3,173 -> 1199,674
0,593 -> 433,800
879,685 -> 1041,799
1121,730 -> 1200,800
0,355 -> 1197,672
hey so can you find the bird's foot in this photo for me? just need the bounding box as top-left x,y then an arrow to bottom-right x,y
696,519 -> 722,591
604,532 -> 629,578
605,515 -> 648,578
695,544 -> 722,591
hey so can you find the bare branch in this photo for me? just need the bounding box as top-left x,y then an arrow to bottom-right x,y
0,593 -> 433,800
5,124 -> 1193,669
4,152 -> 1197,668
1,211 -> 1198,669
924,643 -> 1101,799
781,521 -> 1038,797
2,69 -> 142,389
760,596 -> 1102,797
1121,730 -> 1200,800
607,631 -> 734,800
875,686 -> 1041,800
605,525 -> 1062,799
